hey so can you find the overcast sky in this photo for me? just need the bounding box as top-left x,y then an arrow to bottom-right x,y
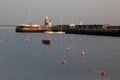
0,0 -> 120,25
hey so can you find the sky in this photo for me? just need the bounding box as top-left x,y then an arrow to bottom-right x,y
0,0 -> 120,25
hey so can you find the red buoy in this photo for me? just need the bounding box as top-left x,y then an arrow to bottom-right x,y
101,70 -> 106,77
61,60 -> 66,64
81,51 -> 85,56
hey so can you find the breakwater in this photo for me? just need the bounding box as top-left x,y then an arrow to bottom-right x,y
53,24 -> 120,36
16,24 -> 120,36
65,29 -> 120,36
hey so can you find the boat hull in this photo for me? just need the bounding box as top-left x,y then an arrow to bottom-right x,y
55,31 -> 65,34
16,25 -> 48,32
42,39 -> 51,44
44,31 -> 55,34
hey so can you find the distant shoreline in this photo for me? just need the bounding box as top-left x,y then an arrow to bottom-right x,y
0,25 -> 16,27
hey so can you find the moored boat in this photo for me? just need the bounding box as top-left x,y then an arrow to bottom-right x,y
55,31 -> 65,34
16,24 -> 47,32
44,31 -> 55,34
42,39 -> 51,44
54,18 -> 65,34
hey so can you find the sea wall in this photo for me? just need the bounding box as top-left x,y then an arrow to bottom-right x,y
16,24 -> 120,36
53,24 -> 120,36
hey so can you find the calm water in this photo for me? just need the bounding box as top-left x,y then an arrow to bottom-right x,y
0,26 -> 120,80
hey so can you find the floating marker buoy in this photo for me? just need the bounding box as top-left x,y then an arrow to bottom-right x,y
61,60 -> 66,64
67,48 -> 70,52
101,70 -> 106,77
81,50 -> 85,56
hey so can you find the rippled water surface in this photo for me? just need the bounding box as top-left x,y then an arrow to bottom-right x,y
0,27 -> 120,80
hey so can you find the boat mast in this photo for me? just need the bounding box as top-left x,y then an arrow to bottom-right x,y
28,10 -> 32,25
80,20 -> 83,25
60,18 -> 62,31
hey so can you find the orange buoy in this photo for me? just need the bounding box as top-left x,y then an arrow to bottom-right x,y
61,60 -> 66,64
101,70 -> 106,77
81,50 -> 85,56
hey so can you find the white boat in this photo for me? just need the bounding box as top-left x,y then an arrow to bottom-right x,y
44,31 -> 55,34
55,31 -> 65,34
44,30 -> 65,34
55,18 -> 65,34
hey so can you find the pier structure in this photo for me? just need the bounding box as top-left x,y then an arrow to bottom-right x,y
53,24 -> 120,36
15,17 -> 120,36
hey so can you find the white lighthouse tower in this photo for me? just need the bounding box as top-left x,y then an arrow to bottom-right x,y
44,16 -> 53,27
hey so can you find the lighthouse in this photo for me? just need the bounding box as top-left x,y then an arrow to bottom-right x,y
44,16 -> 53,27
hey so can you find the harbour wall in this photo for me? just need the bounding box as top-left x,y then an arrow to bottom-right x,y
16,24 -> 120,36
53,24 -> 120,36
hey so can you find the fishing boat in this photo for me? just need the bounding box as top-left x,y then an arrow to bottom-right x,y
16,24 -> 46,32
16,12 -> 47,32
42,39 -> 51,44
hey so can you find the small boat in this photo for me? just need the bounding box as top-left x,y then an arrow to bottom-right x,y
44,31 -> 55,34
42,39 -> 51,44
55,31 -> 65,34
16,24 -> 45,32
55,18 -> 65,34
44,30 -> 65,34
